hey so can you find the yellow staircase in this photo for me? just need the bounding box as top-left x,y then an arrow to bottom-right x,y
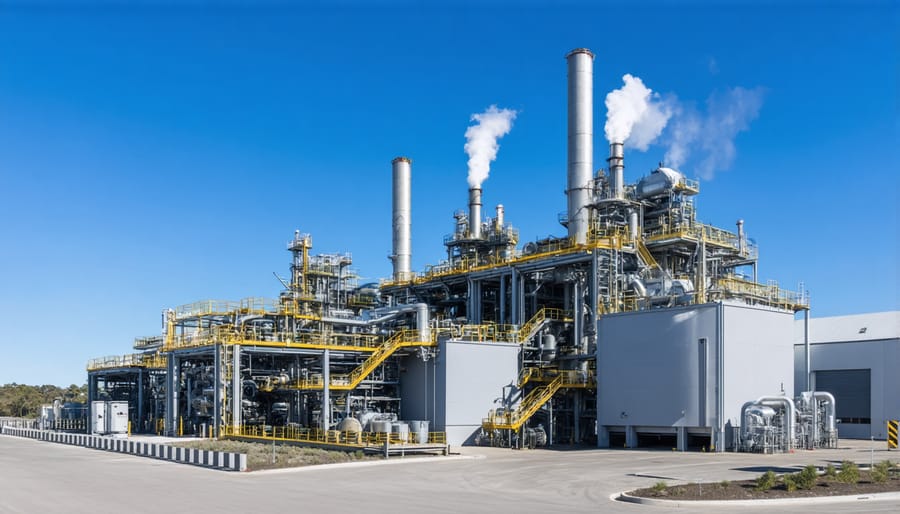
516,308 -> 569,344
636,239 -> 659,269
482,369 -> 594,432
288,329 -> 433,391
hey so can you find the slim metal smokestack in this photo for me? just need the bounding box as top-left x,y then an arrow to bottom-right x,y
495,204 -> 504,233
736,219 -> 745,255
391,157 -> 412,281
469,187 -> 482,239
566,48 -> 594,245
608,142 -> 624,199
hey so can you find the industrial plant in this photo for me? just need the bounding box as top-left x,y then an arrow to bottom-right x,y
78,48 -> 850,455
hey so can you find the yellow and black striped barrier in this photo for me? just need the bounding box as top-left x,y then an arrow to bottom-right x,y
889,420 -> 898,450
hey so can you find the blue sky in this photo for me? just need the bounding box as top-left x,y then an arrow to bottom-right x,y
0,1 -> 896,386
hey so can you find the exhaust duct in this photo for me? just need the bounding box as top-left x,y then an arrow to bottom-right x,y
608,142 -> 624,199
566,48 -> 594,244
391,157 -> 412,281
469,187 -> 482,239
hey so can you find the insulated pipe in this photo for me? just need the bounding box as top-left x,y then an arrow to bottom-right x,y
756,396 -> 796,450
608,142 -> 624,200
813,391 -> 836,437
391,157 -> 412,281
468,187 -> 482,239
566,48 -> 594,245
416,303 -> 431,342
740,401 -> 777,447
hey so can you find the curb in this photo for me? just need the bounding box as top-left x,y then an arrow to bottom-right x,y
613,490 -> 900,507
1,426 -> 247,472
246,453 -> 483,475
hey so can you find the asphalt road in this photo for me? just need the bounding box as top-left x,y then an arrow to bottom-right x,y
1,435 -> 897,513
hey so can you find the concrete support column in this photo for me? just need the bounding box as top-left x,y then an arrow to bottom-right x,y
677,426 -> 688,451
625,425 -> 638,448
598,425 -> 610,448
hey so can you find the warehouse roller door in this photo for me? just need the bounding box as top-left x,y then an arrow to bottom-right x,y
814,369 -> 871,438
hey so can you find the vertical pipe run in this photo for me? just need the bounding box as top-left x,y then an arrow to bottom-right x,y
391,157 -> 412,281
566,48 -> 594,244
469,187 -> 482,239
804,309 -> 811,392
608,142 -> 624,200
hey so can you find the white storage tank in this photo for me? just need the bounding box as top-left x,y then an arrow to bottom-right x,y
409,420 -> 430,444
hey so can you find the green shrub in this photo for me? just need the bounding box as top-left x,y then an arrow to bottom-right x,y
651,481 -> 668,496
783,474 -> 798,492
719,480 -> 730,489
872,460 -> 891,484
824,463 -> 837,478
756,470 -> 777,491
796,465 -> 818,490
837,460 -> 860,484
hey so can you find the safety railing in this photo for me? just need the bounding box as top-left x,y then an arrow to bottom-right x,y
716,276 -> 809,309
173,300 -> 241,320
87,352 -> 168,371
133,335 -> 164,350
220,424 -> 448,447
516,308 -> 569,344
483,369 -> 595,431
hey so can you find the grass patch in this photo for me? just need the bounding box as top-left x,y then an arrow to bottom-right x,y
173,439 -> 377,470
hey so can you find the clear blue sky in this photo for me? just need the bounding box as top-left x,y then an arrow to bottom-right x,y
1,1 -> 896,386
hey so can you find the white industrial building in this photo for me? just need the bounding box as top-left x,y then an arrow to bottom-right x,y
794,311 -> 900,440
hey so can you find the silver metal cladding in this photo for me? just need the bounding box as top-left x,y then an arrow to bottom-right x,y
566,48 -> 594,244
391,157 -> 412,281
469,187 -> 482,239
608,142 -> 624,200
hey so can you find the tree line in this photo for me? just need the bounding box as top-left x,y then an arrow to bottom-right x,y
0,383 -> 88,418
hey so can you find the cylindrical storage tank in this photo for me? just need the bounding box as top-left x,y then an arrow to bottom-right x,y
541,333 -> 557,362
338,417 -> 362,433
371,420 -> 392,433
392,422 -> 410,443
391,157 -> 412,281
409,420 -> 430,444
566,48 -> 594,244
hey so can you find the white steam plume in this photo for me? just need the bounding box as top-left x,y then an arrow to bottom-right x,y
663,87 -> 764,179
465,105 -> 517,188
604,74 -> 673,149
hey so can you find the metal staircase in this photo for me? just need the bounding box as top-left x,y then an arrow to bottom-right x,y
482,369 -> 594,432
286,329 -> 433,391
516,307 -> 569,344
